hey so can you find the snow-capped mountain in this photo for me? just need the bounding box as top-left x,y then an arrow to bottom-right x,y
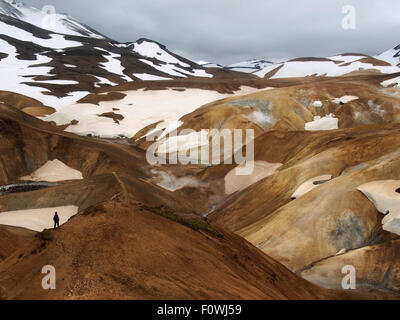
0,3 -> 216,107
200,59 -> 273,73
126,38 -> 211,79
198,61 -> 224,69
1,0 -> 400,109
224,59 -> 273,73
255,54 -> 400,79
0,0 -> 106,39
376,44 -> 400,66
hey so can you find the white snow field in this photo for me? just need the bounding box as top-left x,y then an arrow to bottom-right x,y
376,45 -> 400,66
0,12 -> 215,109
225,161 -> 283,195
0,20 -> 83,49
0,38 -> 89,107
255,56 -> 400,79
43,86 -> 261,138
0,0 -> 106,39
94,76 -> 116,87
132,40 -> 190,68
357,180 -> 400,214
20,159 -> 83,182
305,114 -> 339,131
291,175 -> 333,199
0,205 -> 78,232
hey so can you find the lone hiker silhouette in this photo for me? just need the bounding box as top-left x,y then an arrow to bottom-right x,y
53,212 -> 60,229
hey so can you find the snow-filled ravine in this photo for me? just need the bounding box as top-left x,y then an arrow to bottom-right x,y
20,159 -> 83,182
291,175 -> 333,199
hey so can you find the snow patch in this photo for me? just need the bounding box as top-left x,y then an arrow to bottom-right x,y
381,76 -> 400,88
100,52 -> 131,81
133,73 -> 172,81
0,20 -> 82,49
357,180 -> 400,236
382,208 -> 400,236
32,79 -> 79,85
20,159 -> 83,182
0,0 -> 105,39
133,41 -> 190,67
225,161 -> 283,195
313,101 -> 323,108
255,59 -> 400,79
305,114 -> 339,131
94,76 -> 116,87
332,96 -> 359,104
0,205 -> 78,232
357,180 -> 400,214
292,175 -> 333,199
336,248 -> 347,256
139,59 -> 212,78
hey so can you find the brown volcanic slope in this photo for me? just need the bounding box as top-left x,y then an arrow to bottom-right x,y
0,199 -> 355,300
179,73 -> 400,132
0,101 -> 353,300
0,91 -> 55,117
1,75 -> 400,299
0,102 -> 144,185
0,225 -> 35,262
0,102 -> 214,215
209,123 -> 400,294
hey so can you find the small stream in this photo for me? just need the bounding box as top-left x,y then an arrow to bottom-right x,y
0,182 -> 59,196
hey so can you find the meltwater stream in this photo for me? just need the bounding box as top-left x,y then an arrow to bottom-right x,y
0,182 -> 59,196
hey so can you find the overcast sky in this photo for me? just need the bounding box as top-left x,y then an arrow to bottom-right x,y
23,0 -> 400,64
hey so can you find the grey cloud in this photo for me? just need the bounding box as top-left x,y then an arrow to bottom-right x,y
23,0 -> 400,64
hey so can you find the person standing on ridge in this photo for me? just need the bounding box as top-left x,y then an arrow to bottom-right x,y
53,212 -> 60,229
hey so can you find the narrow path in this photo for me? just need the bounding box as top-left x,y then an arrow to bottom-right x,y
112,172 -> 128,201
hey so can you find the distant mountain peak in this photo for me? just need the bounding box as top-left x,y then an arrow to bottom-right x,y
0,5 -> 217,107
201,58 -> 274,73
0,0 -> 107,39
376,43 -> 400,66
